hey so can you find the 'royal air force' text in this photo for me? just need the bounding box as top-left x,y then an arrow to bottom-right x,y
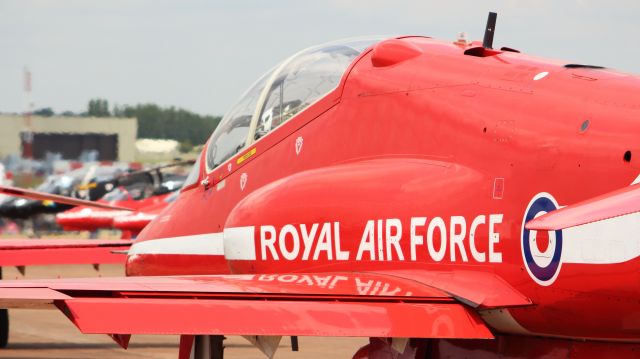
259,215 -> 503,263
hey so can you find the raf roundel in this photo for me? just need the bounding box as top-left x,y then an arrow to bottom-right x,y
521,193 -> 563,286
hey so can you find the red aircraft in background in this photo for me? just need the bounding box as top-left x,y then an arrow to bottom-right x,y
2,13 -> 640,358
56,189 -> 175,237
112,191 -> 179,234
54,163 -> 189,236
0,186 -> 132,347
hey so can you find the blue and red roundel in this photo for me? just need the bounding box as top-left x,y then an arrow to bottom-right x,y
521,193 -> 563,286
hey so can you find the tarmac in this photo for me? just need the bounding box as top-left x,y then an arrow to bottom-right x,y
0,264 -> 367,358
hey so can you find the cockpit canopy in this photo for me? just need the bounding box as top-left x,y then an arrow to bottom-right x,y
205,37 -> 382,172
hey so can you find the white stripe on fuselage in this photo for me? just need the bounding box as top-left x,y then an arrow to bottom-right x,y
556,175 -> 640,265
129,210 -> 640,264
223,226 -> 256,260
561,212 -> 640,264
128,233 -> 224,256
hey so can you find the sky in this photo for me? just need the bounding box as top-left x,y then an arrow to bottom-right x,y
1,0 -> 639,116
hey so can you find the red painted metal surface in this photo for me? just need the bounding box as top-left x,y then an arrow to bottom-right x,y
178,335 -> 194,359
0,239 -> 131,250
128,36 -> 640,344
526,183 -> 640,230
0,239 -> 131,266
0,272 -> 451,299
129,34 -> 640,346
112,208 -> 160,233
370,38 -> 423,67
3,33 -> 640,355
372,270 -> 530,308
125,253 -> 230,276
56,193 -> 169,232
107,334 -> 131,350
58,298 -> 491,338
0,271 -> 492,339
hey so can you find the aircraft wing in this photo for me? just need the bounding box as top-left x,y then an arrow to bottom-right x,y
0,184 -> 134,211
0,270 -> 528,341
526,183 -> 640,231
0,239 -> 131,266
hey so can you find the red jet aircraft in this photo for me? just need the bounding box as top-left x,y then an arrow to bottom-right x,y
0,185 -> 133,347
55,162 -> 190,236
112,191 -> 179,235
56,189 -> 173,236
2,13 -> 640,358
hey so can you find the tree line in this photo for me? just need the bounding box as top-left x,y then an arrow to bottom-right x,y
34,99 -> 222,150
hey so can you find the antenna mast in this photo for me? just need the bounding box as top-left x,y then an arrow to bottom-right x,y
483,12 -> 497,49
22,67 -> 34,159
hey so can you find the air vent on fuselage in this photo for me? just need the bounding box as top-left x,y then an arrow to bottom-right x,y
564,64 -> 605,69
463,47 -> 501,57
500,46 -> 520,53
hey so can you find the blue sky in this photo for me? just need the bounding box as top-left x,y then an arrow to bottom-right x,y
1,0 -> 639,116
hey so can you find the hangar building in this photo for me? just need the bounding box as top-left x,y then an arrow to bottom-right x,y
0,115 -> 137,162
